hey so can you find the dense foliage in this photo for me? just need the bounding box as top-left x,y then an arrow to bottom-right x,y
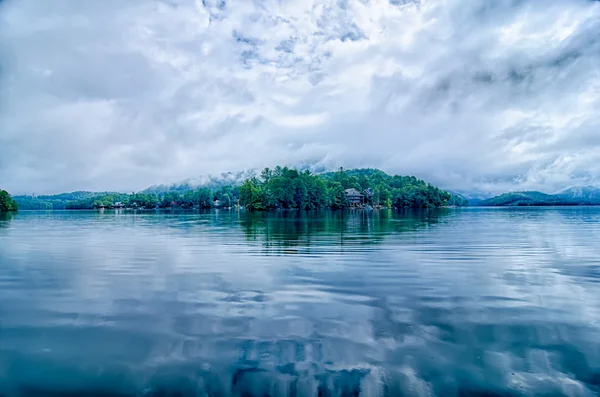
62,185 -> 240,209
12,168 -> 465,211
239,167 -> 465,210
478,191 -> 580,206
14,191 -> 105,210
0,190 -> 18,212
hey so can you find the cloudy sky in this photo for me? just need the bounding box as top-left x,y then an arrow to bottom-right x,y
1,0 -> 599,195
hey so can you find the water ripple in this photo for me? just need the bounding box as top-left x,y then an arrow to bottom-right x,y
1,208 -> 600,395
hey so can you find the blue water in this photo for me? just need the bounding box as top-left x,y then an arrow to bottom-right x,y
1,208 -> 600,396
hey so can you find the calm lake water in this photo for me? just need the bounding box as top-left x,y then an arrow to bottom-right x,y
1,208 -> 600,396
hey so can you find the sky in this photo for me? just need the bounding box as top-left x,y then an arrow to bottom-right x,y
1,0 -> 599,195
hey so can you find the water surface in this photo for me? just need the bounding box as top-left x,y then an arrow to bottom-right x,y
1,208 -> 600,396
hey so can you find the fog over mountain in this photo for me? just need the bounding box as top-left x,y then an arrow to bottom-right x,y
1,0 -> 599,195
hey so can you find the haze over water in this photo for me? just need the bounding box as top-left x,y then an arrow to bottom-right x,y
1,208 -> 600,396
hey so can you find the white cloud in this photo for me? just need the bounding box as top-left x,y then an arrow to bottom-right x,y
0,0 -> 599,194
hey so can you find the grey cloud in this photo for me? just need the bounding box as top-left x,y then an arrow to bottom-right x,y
1,0 -> 599,194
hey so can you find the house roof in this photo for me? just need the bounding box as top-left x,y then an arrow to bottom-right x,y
344,188 -> 363,196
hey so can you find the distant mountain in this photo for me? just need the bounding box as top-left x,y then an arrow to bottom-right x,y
446,191 -> 492,206
478,191 -> 581,206
556,186 -> 600,204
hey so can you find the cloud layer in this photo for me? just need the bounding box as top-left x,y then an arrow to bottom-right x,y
1,0 -> 599,194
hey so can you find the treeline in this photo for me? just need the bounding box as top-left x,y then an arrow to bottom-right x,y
13,168 -> 465,211
64,167 -> 466,210
64,185 -> 240,209
0,190 -> 18,212
14,191 -> 102,210
239,167 -> 466,210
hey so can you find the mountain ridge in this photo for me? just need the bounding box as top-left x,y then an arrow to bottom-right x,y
478,188 -> 600,206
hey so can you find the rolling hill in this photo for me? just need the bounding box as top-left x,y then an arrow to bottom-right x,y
478,191 -> 582,206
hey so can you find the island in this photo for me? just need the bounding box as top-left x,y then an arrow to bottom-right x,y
0,190 -> 18,212
13,167 -> 467,210
238,167 -> 466,210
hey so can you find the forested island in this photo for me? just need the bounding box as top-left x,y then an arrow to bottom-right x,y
239,167 -> 466,209
14,168 -> 467,210
0,190 -> 18,212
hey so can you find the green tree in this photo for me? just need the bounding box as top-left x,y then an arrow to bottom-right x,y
240,179 -> 267,210
328,182 -> 348,209
293,178 -> 308,209
196,188 -> 213,208
357,174 -> 369,191
222,193 -> 232,207
306,177 -> 327,209
260,167 -> 272,184
0,190 -> 18,212
160,192 -> 180,208
240,180 -> 254,209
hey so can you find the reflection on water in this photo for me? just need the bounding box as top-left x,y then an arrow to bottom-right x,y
1,208 -> 600,396
0,211 -> 15,227
240,209 -> 451,251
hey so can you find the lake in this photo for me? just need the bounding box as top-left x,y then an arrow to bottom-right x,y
1,208 -> 600,396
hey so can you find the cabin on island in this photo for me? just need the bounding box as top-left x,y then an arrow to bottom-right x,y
345,188 -> 364,206
114,202 -> 124,208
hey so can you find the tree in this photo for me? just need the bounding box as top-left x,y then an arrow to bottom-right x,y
0,190 -> 18,212
306,176 -> 327,209
144,194 -> 159,208
293,178 -> 308,209
181,191 -> 196,208
240,180 -> 254,209
196,188 -> 213,208
160,192 -> 180,208
260,167 -> 272,184
357,175 -> 369,191
222,193 -> 232,207
328,182 -> 348,209
240,179 -> 267,210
